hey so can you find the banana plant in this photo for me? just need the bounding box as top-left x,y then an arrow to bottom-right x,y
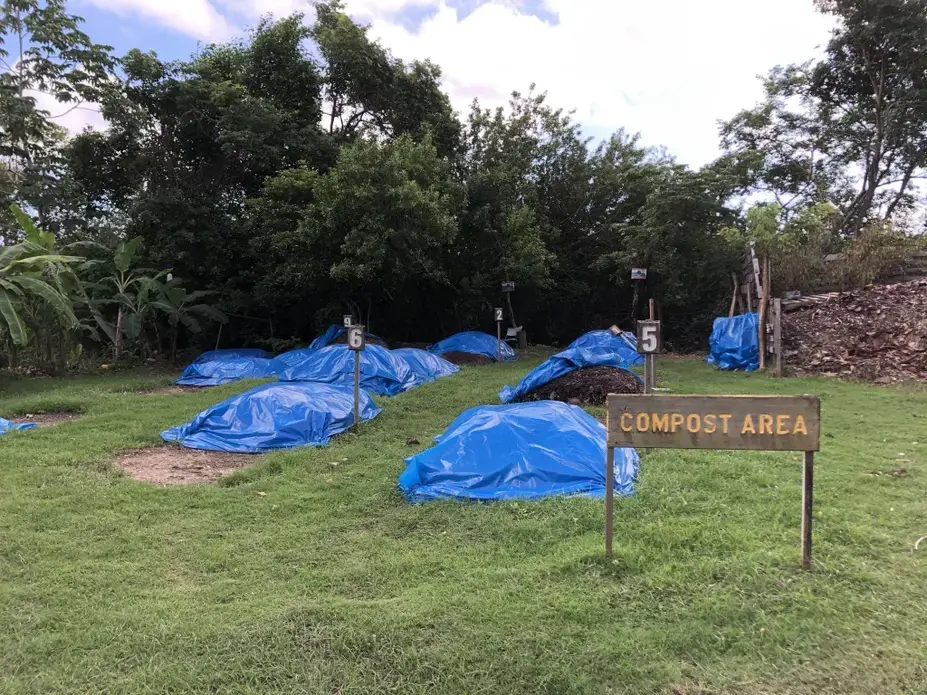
151,278 -> 227,362
0,206 -> 83,345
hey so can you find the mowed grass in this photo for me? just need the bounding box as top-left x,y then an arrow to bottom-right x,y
1,355 -> 926,694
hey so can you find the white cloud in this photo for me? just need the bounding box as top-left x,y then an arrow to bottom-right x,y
353,0 -> 835,166
30,92 -> 108,134
84,0 -> 236,41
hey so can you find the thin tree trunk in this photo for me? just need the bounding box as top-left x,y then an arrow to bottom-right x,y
171,324 -> 178,364
115,307 -> 125,360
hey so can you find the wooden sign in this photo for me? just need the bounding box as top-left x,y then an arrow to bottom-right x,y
631,267 -> 648,280
603,393 -> 821,569
343,314 -> 353,328
501,281 -> 516,293
607,395 -> 819,451
494,307 -> 504,322
347,326 -> 365,351
636,320 -> 661,355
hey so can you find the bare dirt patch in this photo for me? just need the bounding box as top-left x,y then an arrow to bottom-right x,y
441,350 -> 492,366
116,447 -> 258,485
138,385 -> 197,395
515,366 -> 643,406
11,411 -> 80,427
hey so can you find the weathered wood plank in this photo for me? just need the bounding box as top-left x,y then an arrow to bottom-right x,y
607,394 -> 820,451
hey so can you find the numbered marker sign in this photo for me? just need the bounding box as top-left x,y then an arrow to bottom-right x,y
637,320 -> 661,354
343,314 -> 353,328
494,307 -> 504,322
347,326 -> 365,351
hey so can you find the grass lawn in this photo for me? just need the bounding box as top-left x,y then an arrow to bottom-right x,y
1,355 -> 926,694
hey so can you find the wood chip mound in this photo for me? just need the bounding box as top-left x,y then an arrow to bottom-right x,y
782,279 -> 927,383
515,366 -> 643,406
116,447 -> 258,485
440,351 -> 492,365
11,411 -> 80,427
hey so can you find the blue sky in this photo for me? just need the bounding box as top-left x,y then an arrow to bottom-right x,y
57,0 -> 834,167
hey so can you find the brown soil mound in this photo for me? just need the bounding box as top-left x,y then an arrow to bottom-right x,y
11,411 -> 79,427
782,279 -> 927,382
516,366 -> 642,406
441,351 -> 492,365
332,333 -> 389,348
116,447 -> 258,485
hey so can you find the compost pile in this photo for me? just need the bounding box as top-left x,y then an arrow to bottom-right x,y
782,279 -> 927,382
441,351 -> 492,366
332,333 -> 389,348
516,366 -> 642,406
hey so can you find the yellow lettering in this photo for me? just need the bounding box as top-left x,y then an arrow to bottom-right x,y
636,412 -> 650,431
776,414 -> 790,436
652,413 -> 670,433
794,415 -> 808,436
719,414 -> 732,434
686,413 -> 701,433
741,414 -> 756,435
620,413 -> 633,432
670,413 -> 684,433
759,414 -> 773,435
704,414 -> 717,434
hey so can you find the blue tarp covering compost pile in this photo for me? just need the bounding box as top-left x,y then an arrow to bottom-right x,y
428,331 -> 516,361
0,417 -> 36,436
499,347 -> 643,403
176,356 -> 283,387
162,382 -> 380,453
567,329 -> 644,367
398,401 -> 639,502
392,348 -> 459,386
308,325 -> 386,350
193,348 -> 271,364
280,344 -> 416,396
707,312 -> 759,371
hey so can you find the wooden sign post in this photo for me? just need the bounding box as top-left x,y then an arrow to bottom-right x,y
636,319 -> 661,394
347,325 -> 366,425
494,307 -> 504,362
605,394 -> 821,568
343,314 -> 354,328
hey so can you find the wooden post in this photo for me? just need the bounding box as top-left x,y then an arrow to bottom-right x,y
353,348 -> 361,426
729,272 -> 739,318
214,323 -> 223,352
647,299 -> 656,388
497,321 -> 502,362
758,258 -> 769,370
801,450 -> 814,570
773,298 -> 782,378
605,439 -> 615,558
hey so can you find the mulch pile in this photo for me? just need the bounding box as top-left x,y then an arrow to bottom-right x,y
782,279 -> 927,383
516,366 -> 642,406
332,333 -> 389,348
441,351 -> 492,366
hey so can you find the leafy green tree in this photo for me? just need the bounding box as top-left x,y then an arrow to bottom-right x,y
0,0 -> 113,233
151,278 -> 226,362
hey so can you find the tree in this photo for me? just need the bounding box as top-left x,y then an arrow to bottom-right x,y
0,204 -> 80,346
720,0 -> 927,234
0,0 -> 113,233
151,278 -> 226,362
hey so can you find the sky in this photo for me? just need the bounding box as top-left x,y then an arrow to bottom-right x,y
58,0 -> 836,167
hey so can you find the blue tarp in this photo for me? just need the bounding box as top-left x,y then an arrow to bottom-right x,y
308,324 -> 386,350
162,382 -> 380,453
193,348 -> 271,364
176,356 -> 284,387
280,344 -> 416,396
274,348 -> 318,369
392,348 -> 459,386
428,331 -> 516,361
499,347 -> 643,403
0,417 -> 36,436
567,329 -> 644,367
398,401 -> 639,502
707,312 -> 759,372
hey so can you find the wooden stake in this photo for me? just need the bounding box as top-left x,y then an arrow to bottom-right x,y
496,320 -> 502,362
353,349 -> 361,426
647,299 -> 656,388
801,450 -> 814,570
729,272 -> 739,318
605,438 -> 615,558
758,258 -> 769,370
773,298 -> 783,378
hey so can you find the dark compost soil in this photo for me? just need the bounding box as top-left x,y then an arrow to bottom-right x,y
441,351 -> 492,366
516,366 -> 642,406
